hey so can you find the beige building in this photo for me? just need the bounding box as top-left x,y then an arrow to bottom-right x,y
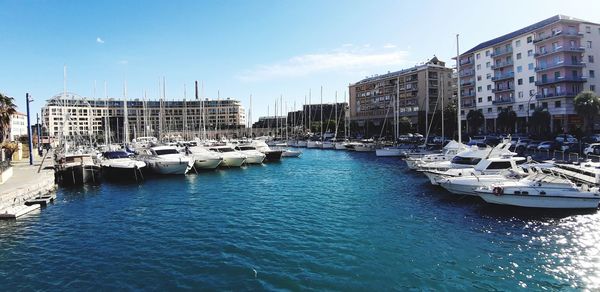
8,112 -> 27,141
42,92 -> 246,142
348,57 -> 455,136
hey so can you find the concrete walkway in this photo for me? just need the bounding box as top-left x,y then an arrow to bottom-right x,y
0,153 -> 56,218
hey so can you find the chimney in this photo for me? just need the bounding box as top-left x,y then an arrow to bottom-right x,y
195,81 -> 199,100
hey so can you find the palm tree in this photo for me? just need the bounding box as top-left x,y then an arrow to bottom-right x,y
0,92 -> 18,143
497,109 -> 517,133
529,107 -> 551,137
574,91 -> 600,135
466,110 -> 484,135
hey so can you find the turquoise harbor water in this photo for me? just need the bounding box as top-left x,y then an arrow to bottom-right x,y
1,149 -> 600,290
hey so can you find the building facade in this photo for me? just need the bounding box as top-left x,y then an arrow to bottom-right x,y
459,15 -> 600,134
8,112 -> 27,141
42,93 -> 246,142
348,57 -> 455,136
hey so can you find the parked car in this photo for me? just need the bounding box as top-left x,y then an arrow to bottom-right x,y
555,134 -> 578,143
526,141 -> 541,151
537,141 -> 558,151
515,139 -> 531,150
584,143 -> 600,156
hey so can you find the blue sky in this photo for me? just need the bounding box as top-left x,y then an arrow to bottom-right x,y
1,0 -> 599,122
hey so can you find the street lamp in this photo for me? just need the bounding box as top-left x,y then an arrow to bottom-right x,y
526,91 -> 537,134
25,93 -> 34,165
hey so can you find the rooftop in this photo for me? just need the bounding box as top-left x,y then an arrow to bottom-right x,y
462,15 -> 598,56
350,56 -> 450,86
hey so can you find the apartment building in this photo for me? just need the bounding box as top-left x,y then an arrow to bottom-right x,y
8,112 -> 27,141
349,57 -> 454,136
42,92 -> 246,142
459,15 -> 600,133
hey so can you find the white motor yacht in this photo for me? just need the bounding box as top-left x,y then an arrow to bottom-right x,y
234,145 -> 266,164
296,140 -> 308,147
282,149 -> 302,157
476,172 -> 600,209
422,153 -> 526,186
250,140 -> 284,162
405,141 -> 468,170
322,140 -> 335,149
209,146 -> 246,167
100,151 -> 146,181
140,146 -> 193,175
186,146 -> 223,170
307,140 -> 323,148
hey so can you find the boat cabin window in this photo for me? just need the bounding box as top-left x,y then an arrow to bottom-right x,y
211,148 -> 234,153
154,149 -> 179,155
486,161 -> 512,169
451,156 -> 482,165
237,146 -> 255,151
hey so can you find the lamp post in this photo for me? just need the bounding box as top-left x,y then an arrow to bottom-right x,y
526,91 -> 537,134
25,93 -> 34,165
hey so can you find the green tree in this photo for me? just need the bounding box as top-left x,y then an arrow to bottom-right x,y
574,91 -> 600,135
398,117 -> 412,134
466,110 -> 484,135
0,92 -> 18,143
529,107 -> 551,137
496,109 -> 517,133
442,103 -> 457,140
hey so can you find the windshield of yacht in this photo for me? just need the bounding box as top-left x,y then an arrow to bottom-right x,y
451,156 -> 482,165
154,149 -> 179,155
236,146 -> 255,151
211,148 -> 234,153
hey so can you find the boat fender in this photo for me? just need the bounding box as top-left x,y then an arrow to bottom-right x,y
493,187 -> 504,196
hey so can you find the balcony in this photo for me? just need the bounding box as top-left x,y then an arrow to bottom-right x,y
460,70 -> 475,77
533,30 -> 583,44
492,86 -> 514,93
492,97 -> 515,105
535,76 -> 587,86
535,91 -> 579,100
491,47 -> 513,57
491,72 -> 515,82
460,58 -> 473,66
460,80 -> 475,87
461,102 -> 476,108
461,92 -> 476,98
534,46 -> 585,57
534,61 -> 586,72
491,60 -> 514,70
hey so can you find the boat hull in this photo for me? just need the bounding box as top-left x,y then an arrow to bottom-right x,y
102,165 -> 145,181
57,165 -> 102,185
478,192 -> 600,209
146,161 -> 191,175
193,158 -> 223,169
375,148 -> 403,157
282,150 -> 302,157
221,157 -> 246,167
264,150 -> 283,162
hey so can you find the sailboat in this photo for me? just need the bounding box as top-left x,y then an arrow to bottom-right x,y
376,77 -> 403,157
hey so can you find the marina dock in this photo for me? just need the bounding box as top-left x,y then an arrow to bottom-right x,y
0,156 -> 56,219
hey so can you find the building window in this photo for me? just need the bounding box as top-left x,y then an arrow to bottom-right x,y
527,36 -> 532,43
518,78 -> 523,85
487,85 -> 491,90
530,89 -> 535,96
486,62 -> 490,68
516,40 -> 521,47
488,96 -> 492,102
478,97 -> 482,103
529,76 -> 535,83
517,66 -> 523,73
589,55 -> 595,63
486,50 -> 490,56
586,26 -> 591,33
590,70 -> 595,78
486,73 -> 491,79
477,86 -> 482,92
528,63 -> 534,70
485,108 -> 491,113
588,41 -> 593,48
592,85 -> 596,91
477,75 -> 482,81
516,53 -> 522,60
530,103 -> 535,110
477,64 -> 481,70
518,91 -> 523,98
527,49 -> 533,57
476,53 -> 480,59
518,104 -> 524,111
555,100 -> 561,108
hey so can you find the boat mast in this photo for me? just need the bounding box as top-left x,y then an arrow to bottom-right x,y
456,34 -> 462,144
441,72 -> 445,142
395,76 -> 400,144
308,89 -> 311,134
249,94 -> 253,138
104,81 -> 109,145
320,86 -> 323,141
123,81 -> 129,144
334,91 -> 338,139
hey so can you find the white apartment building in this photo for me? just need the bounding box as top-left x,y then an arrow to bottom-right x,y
459,15 -> 600,133
42,92 -> 246,142
8,112 -> 27,141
